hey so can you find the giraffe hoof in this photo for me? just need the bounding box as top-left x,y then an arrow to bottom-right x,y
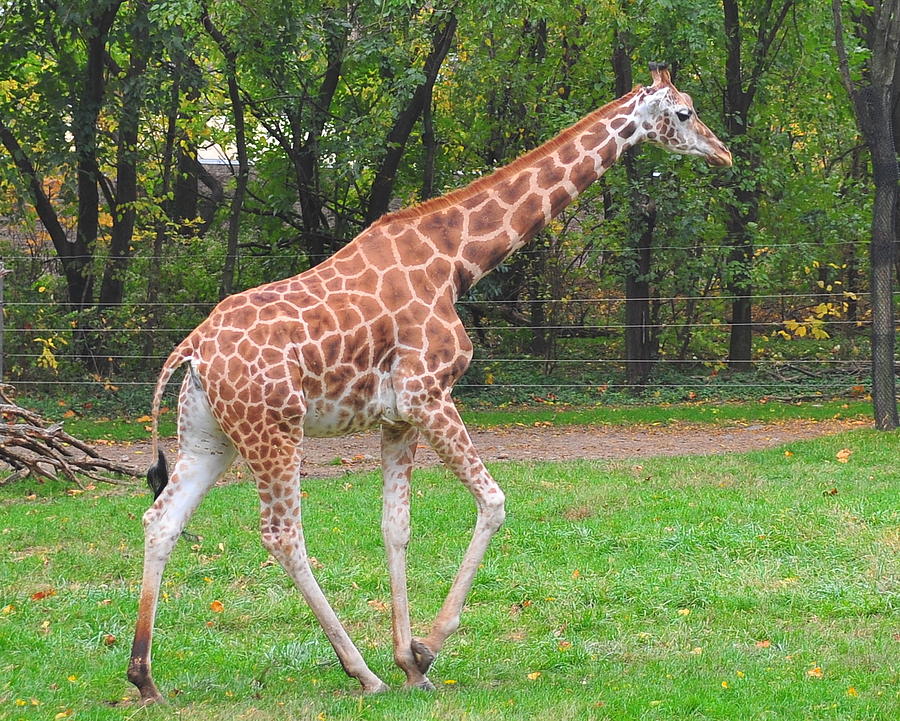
404,677 -> 436,691
362,680 -> 390,695
410,638 -> 436,673
138,688 -> 167,706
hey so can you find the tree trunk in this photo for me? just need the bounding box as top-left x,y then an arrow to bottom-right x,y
0,120 -> 87,306
365,12 -> 457,224
99,0 -> 150,310
863,85 -> 899,428
721,0 -> 795,370
612,28 -> 657,388
833,0 -> 899,430
202,7 -> 250,299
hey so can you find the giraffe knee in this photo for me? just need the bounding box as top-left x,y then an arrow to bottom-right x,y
260,523 -> 303,561
481,488 -> 506,532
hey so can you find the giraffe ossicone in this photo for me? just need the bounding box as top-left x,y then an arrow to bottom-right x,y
128,63 -> 731,701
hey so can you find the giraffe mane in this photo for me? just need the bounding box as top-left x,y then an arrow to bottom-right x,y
370,85 -> 645,228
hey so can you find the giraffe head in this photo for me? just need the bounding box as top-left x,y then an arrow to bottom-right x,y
636,62 -> 732,167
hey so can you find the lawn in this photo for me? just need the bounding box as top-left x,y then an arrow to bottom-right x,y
0,428 -> 897,720
54,397 -> 872,443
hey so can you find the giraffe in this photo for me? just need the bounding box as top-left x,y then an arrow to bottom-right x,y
128,62 -> 731,702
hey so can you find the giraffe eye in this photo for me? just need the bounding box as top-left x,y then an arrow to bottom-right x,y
675,109 -> 693,122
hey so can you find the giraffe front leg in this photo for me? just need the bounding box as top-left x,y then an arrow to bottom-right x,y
380,422 -> 434,689
402,394 -> 506,673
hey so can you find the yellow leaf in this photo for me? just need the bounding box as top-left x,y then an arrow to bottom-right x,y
209,600 -> 224,613
721,681 -> 729,688
443,679 -> 457,685
571,569 -> 580,579
836,448 -> 852,463
677,608 -> 691,616
55,711 -> 73,719
1,604 -> 14,614
807,666 -> 824,678
135,415 -> 153,423
67,674 -> 77,682
527,671 -> 541,681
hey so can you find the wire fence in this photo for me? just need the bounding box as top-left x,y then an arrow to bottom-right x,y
1,247 -> 895,404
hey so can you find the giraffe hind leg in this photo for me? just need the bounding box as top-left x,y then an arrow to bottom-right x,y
238,417 -> 389,694
128,373 -> 237,703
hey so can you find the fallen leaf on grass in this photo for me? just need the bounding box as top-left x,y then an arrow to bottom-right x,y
366,598 -> 388,613
847,687 -> 858,697
209,600 -> 224,613
755,640 -> 771,648
31,589 -> 56,601
103,634 -> 116,646
807,666 -> 824,678
526,671 -> 541,680
836,448 -> 852,463
55,710 -> 72,719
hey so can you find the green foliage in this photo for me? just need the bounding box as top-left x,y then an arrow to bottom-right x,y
0,0 -> 888,409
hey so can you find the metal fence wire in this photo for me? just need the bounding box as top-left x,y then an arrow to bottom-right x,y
1,249 -> 897,401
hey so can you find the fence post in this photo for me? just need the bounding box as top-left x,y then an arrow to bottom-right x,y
0,261 -> 9,384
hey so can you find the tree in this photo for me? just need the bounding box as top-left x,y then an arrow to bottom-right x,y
720,0 -> 797,369
833,0 -> 900,429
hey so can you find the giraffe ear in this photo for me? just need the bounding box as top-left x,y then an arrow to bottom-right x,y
648,61 -> 672,86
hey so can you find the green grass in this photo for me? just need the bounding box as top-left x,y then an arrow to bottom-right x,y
1,430 -> 897,720
460,398 -> 871,428
31,398 -> 873,443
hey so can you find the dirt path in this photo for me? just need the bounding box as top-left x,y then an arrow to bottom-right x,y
103,417 -> 868,480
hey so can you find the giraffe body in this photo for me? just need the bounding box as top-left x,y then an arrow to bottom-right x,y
129,64 -> 731,702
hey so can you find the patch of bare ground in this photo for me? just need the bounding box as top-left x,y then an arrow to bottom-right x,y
97,417 -> 869,481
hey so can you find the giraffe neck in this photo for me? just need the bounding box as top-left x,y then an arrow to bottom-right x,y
449,90 -> 643,294
362,87 -> 646,302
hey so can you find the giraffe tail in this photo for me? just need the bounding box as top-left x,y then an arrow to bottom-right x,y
146,336 -> 195,499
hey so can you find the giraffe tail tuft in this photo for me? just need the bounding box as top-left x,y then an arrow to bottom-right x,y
146,334 -> 195,500
147,450 -> 169,499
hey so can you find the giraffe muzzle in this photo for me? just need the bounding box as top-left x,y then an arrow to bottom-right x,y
706,145 -> 733,168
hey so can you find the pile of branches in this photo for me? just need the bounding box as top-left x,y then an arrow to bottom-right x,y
0,385 -> 140,486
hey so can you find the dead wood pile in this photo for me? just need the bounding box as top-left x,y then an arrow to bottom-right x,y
0,385 -> 140,486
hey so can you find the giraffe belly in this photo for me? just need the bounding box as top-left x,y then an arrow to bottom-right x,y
301,372 -> 399,438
